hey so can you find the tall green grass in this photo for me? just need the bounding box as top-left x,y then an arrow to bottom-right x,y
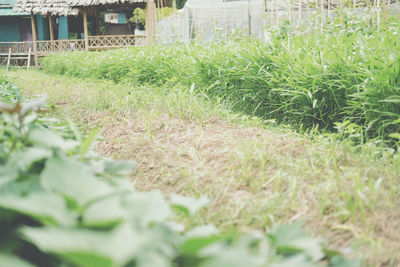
41,17 -> 400,141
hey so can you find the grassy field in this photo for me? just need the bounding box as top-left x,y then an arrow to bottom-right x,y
2,69 -> 399,266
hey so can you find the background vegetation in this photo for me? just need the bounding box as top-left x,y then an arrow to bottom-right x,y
41,17 -> 400,144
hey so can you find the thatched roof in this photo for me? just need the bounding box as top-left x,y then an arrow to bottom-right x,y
0,0 -> 29,16
14,0 -> 78,16
69,0 -> 147,6
14,0 -> 148,16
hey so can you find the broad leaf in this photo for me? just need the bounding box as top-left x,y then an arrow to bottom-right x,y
21,223 -> 145,267
181,225 -> 220,255
268,223 -> 324,262
40,155 -> 114,207
9,147 -> 52,171
103,160 -> 137,177
270,254 -> 317,267
21,226 -> 113,267
124,191 -> 171,225
329,256 -> 362,267
0,165 -> 18,187
199,245 -> 265,267
170,195 -> 209,216
0,192 -> 76,226
0,253 -> 36,267
29,127 -> 78,151
83,195 -> 128,228
80,129 -> 99,160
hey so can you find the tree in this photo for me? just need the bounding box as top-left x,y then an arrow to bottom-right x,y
176,0 -> 188,9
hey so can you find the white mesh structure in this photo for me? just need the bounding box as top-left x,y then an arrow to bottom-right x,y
156,0 -> 265,43
156,0 -> 400,44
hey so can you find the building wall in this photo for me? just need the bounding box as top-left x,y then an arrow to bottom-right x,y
0,17 -> 21,41
36,15 -> 50,40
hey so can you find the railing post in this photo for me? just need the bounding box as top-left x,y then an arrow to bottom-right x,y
27,48 -> 31,69
31,13 -> 39,67
146,0 -> 156,45
49,15 -> 55,52
83,8 -> 89,51
7,48 -> 11,71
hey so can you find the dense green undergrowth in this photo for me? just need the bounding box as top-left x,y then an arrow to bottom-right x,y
0,76 -> 362,266
41,17 -> 400,143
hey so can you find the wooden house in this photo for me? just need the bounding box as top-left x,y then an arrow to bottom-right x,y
0,0 -> 168,66
0,0 -> 30,43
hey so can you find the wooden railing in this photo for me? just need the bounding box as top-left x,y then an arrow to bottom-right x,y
0,34 -> 147,56
37,39 -> 86,53
0,42 -> 30,54
88,35 -> 146,50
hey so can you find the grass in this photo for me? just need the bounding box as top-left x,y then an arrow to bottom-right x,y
2,69 -> 399,266
40,17 -> 400,143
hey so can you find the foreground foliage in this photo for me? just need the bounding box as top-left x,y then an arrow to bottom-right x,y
41,17 -> 400,143
0,77 -> 361,266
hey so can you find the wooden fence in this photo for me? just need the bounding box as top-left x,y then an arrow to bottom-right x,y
0,34 -> 146,56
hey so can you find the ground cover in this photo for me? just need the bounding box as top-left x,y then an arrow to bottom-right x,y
0,74 -> 360,267
3,70 -> 399,266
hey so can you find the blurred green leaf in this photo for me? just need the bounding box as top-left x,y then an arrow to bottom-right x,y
124,191 -> 171,225
269,223 -> 324,262
80,129 -> 99,160
40,155 -> 114,207
9,147 -> 52,171
181,225 -> 220,255
199,245 -> 265,267
329,255 -> 362,267
270,254 -> 317,267
29,127 -> 78,151
103,160 -> 137,177
0,253 -> 36,267
170,195 -> 209,216
83,195 -> 127,228
21,223 -> 146,267
0,193 -> 76,226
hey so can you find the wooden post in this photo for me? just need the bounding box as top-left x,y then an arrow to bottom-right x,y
30,13 -> 38,67
298,0 -> 302,26
49,15 -> 55,52
320,0 -> 323,33
83,8 -> 89,51
7,48 -> 11,71
95,7 -> 100,35
146,0 -> 156,45
377,0 -> 380,30
27,48 -> 31,69
248,0 -> 251,37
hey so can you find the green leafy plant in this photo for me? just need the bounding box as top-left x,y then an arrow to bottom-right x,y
130,8 -> 146,26
131,7 -> 177,27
